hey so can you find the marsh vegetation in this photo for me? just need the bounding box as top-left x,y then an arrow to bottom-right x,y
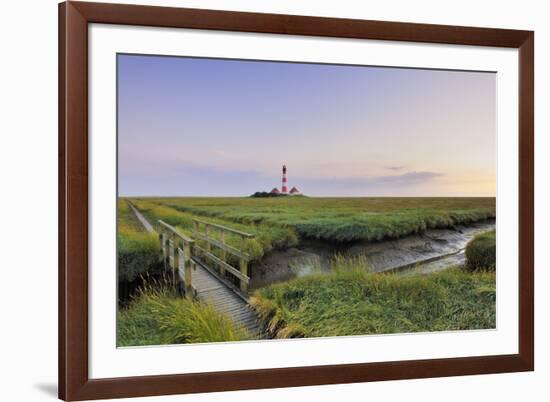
117,197 -> 497,344
465,230 -> 496,271
117,284 -> 255,346
127,196 -> 495,258
251,256 -> 496,339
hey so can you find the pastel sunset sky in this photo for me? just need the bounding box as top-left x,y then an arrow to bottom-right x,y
118,54 -> 496,197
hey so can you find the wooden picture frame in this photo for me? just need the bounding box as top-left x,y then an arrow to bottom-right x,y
59,1 -> 534,400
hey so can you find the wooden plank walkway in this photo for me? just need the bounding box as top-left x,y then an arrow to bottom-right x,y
187,261 -> 262,336
127,200 -> 262,336
128,201 -> 155,233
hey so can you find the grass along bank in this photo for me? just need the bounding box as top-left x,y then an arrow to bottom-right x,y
117,285 -> 256,346
465,229 -> 496,271
128,198 -> 298,263
129,197 -> 495,245
117,200 -> 160,282
251,257 -> 496,338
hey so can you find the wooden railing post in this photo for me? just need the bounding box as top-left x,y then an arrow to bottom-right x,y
239,257 -> 248,293
160,232 -> 167,272
184,240 -> 193,297
158,220 -> 196,298
170,234 -> 176,286
219,230 -> 226,276
193,221 -> 199,241
191,218 -> 253,295
239,235 -> 247,292
177,243 -> 193,298
205,225 -> 211,253
184,262 -> 193,298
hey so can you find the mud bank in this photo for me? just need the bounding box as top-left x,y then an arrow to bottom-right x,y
249,220 -> 495,290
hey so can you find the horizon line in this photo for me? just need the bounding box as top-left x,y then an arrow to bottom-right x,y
118,195 -> 497,198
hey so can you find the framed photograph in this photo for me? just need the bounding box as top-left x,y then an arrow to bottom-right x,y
59,1 -> 534,400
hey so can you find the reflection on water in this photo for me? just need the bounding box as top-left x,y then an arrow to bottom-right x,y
289,257 -> 324,278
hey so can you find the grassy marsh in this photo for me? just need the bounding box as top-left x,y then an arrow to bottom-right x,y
117,197 -> 497,344
117,286 -> 255,346
117,200 -> 160,282
127,196 -> 495,248
465,229 -> 496,271
251,257 -> 496,338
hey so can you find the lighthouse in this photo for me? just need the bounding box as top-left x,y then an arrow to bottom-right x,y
281,165 -> 288,193
262,164 -> 302,197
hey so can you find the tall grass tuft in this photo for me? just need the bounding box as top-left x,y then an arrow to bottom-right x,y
118,284 -> 255,346
251,257 -> 495,339
118,230 -> 160,282
465,230 -> 496,271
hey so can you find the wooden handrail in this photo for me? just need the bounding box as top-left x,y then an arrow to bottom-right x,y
194,245 -> 250,284
194,232 -> 250,261
158,220 -> 195,243
192,218 -> 254,293
158,220 -> 195,297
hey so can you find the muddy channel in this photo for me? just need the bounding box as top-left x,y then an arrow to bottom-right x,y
248,220 -> 495,290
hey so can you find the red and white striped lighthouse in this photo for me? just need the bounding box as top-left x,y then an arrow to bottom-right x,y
281,165 -> 288,193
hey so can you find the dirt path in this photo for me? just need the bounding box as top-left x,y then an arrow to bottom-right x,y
127,201 -> 155,233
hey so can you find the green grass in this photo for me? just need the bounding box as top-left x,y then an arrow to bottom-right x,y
117,200 -> 161,282
127,197 -> 495,251
117,197 -> 496,344
117,285 -> 255,346
465,230 -> 496,271
129,198 -> 298,263
251,257 -> 496,338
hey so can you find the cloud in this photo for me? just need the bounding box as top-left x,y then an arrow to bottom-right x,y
374,171 -> 444,183
385,165 -> 406,171
297,171 -> 443,188
290,171 -> 445,196
119,163 -> 445,197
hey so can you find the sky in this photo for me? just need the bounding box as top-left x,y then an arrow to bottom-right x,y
117,54 -> 496,197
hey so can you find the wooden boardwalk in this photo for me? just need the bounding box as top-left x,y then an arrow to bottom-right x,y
128,201 -> 262,336
128,202 -> 154,233
189,261 -> 262,335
